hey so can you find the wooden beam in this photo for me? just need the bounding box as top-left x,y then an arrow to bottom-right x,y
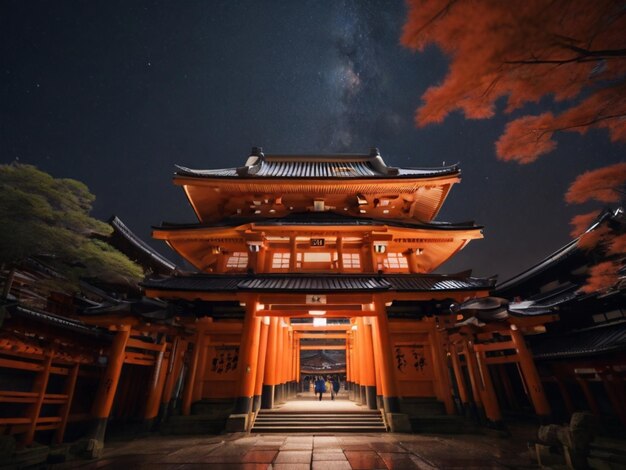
296,333 -> 347,340
290,324 -> 351,331
300,345 -> 346,350
473,341 -> 515,353
258,310 -> 375,318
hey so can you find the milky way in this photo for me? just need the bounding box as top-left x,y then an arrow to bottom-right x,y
1,0 -> 623,280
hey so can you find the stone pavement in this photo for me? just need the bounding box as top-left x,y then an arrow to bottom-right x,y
52,428 -> 539,469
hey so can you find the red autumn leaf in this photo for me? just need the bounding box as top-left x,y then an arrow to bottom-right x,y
608,233 -> 626,256
565,162 -> 626,204
402,0 -> 626,161
580,261 -> 620,293
578,225 -> 610,251
569,210 -> 601,238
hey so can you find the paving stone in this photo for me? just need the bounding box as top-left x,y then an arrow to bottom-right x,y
272,464 -> 310,470
345,450 -> 388,469
369,442 -> 407,453
241,450 -> 278,463
273,450 -> 312,464
312,460 -> 352,470
341,444 -> 374,451
279,444 -> 313,450
313,450 -> 348,461
379,452 -> 422,469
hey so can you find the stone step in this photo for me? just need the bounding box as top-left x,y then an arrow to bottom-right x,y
259,411 -> 382,415
252,410 -> 386,433
251,425 -> 387,433
255,420 -> 383,426
256,414 -> 382,419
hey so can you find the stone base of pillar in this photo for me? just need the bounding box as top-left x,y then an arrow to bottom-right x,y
261,384 -> 274,409
365,386 -> 377,410
75,418 -> 108,459
360,385 -> 366,405
383,396 -> 400,413
376,395 -> 384,410
385,412 -> 411,433
234,396 -> 253,415
252,395 -> 261,412
225,413 -> 250,432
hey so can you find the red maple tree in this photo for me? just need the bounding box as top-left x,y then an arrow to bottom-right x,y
401,0 -> 625,291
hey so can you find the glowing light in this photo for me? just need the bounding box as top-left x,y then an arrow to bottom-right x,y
308,310 -> 326,316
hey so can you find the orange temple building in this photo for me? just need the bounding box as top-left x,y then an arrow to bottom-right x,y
141,147 -> 506,431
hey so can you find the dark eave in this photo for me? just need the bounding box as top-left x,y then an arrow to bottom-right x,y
528,320 -> 626,360
174,148 -> 460,180
495,209 -> 620,294
141,273 -> 495,294
5,302 -> 112,340
156,212 -> 482,232
108,216 -> 178,275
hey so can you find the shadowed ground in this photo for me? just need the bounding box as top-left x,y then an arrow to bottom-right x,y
51,396 -> 538,469
51,431 -> 537,469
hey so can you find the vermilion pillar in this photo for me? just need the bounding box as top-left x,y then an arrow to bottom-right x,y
144,340 -> 168,422
509,327 -> 551,419
370,317 -> 384,409
24,350 -> 53,445
475,349 -> 502,423
351,324 -> 361,403
356,317 -> 367,404
261,317 -> 279,409
462,339 -> 484,416
360,319 -> 377,409
253,318 -> 270,411
373,302 -> 400,412
450,345 -> 469,411
183,323 -> 206,416
275,319 -> 285,403
160,338 -> 187,420
234,299 -> 262,414
430,327 -> 454,414
88,325 -> 130,454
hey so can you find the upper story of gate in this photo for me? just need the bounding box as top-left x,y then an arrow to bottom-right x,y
173,147 -> 461,224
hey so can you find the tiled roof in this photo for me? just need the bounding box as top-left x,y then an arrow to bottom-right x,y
141,273 -> 495,293
7,303 -> 111,339
496,209 -> 621,293
174,149 -> 459,180
529,321 -> 626,359
157,212 -> 481,231
109,216 -> 178,274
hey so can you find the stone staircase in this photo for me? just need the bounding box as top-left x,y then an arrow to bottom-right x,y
251,409 -> 387,433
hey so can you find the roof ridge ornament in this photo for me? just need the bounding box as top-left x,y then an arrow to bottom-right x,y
239,146 -> 265,176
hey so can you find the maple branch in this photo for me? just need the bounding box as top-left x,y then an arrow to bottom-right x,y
409,0 -> 458,38
541,113 -> 626,135
559,43 -> 626,58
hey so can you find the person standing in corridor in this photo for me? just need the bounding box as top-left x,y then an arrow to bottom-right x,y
331,376 -> 340,400
314,376 -> 326,401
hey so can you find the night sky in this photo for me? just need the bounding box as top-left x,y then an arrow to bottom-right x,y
1,1 -> 623,281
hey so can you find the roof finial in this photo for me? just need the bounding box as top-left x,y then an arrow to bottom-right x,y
250,146 -> 264,158
369,147 -> 380,157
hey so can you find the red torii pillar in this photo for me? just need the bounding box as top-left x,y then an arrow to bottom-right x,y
261,317 -> 279,409
372,302 -> 400,413
252,317 -> 270,411
510,327 -> 551,419
234,298 -> 262,415
86,325 -> 130,457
